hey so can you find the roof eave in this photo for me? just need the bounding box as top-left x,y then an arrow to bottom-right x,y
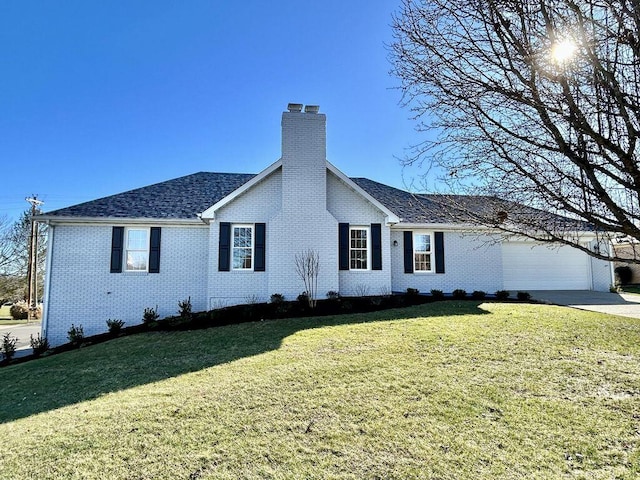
36,216 -> 207,226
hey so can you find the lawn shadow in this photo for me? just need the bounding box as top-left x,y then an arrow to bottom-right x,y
0,301 -> 489,423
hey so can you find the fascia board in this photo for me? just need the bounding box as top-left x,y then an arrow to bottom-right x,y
36,216 -> 207,227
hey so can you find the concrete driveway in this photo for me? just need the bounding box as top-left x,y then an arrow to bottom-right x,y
529,290 -> 640,319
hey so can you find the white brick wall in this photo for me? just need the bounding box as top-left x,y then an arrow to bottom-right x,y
390,230 -> 504,294
327,171 -> 392,296
44,224 -> 209,346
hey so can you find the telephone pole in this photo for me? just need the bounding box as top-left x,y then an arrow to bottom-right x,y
26,196 -> 43,320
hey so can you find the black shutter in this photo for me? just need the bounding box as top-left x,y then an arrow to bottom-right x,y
149,227 -> 161,273
254,223 -> 266,272
110,227 -> 124,273
434,231 -> 445,274
219,222 -> 231,271
339,223 -> 349,270
371,223 -> 382,270
403,231 -> 413,274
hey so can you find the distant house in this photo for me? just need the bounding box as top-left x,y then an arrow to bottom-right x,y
38,104 -> 612,346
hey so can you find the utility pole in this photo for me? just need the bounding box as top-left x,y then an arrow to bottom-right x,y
26,196 -> 43,320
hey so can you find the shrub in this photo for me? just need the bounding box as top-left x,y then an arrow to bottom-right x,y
270,293 -> 285,304
178,296 -> 192,317
517,291 -> 531,301
143,306 -> 160,325
1,332 -> 17,361
452,289 -> 467,299
67,324 -> 84,346
471,290 -> 486,300
326,291 -> 341,300
354,284 -> 370,297
430,289 -> 444,299
406,288 -> 420,296
495,290 -> 510,300
30,333 -> 49,356
9,302 -> 28,320
106,318 -> 125,334
614,266 -> 633,285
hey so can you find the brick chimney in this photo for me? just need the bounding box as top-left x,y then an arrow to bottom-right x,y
281,103 -> 326,215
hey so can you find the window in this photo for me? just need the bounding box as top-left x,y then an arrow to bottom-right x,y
232,225 -> 253,270
414,232 -> 432,272
125,228 -> 149,271
350,226 -> 370,270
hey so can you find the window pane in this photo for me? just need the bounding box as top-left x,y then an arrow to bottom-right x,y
127,251 -> 148,271
127,229 -> 147,250
415,234 -> 431,252
350,250 -> 368,269
233,248 -> 252,269
234,227 -> 252,248
414,253 -> 432,271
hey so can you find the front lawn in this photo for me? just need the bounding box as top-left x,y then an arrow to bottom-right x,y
0,302 -> 638,479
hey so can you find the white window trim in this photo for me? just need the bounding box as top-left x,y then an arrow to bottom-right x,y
413,231 -> 434,274
124,227 -> 150,273
349,226 -> 371,271
232,224 -> 254,271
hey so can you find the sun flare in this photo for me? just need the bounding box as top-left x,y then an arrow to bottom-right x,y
551,39 -> 577,63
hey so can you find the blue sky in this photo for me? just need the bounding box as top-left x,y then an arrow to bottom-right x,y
0,0 -> 431,221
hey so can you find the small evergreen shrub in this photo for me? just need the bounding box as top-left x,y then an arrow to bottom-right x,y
297,292 -> 310,305
495,290 -> 510,300
452,289 -> 467,299
406,288 -> 420,296
106,318 -> 125,334
143,306 -> 160,325
30,333 -> 49,356
1,332 -> 17,361
326,291 -> 341,300
178,296 -> 192,317
614,266 -> 633,285
430,289 -> 444,299
9,302 -> 28,320
270,293 -> 285,304
471,290 -> 486,300
67,324 -> 84,346
517,291 -> 531,301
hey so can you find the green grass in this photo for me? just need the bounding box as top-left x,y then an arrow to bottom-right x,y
0,301 -> 639,479
620,285 -> 640,295
0,305 -> 13,320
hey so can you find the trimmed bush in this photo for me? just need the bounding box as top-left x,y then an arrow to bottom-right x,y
452,289 -> 467,299
270,293 -> 285,304
30,333 -> 49,356
67,324 -> 84,346
143,306 -> 160,325
614,266 -> 633,285
471,290 -> 486,300
495,290 -> 510,300
106,319 -> 125,334
429,289 -> 444,300
517,291 -> 531,301
406,288 -> 420,296
9,302 -> 28,320
1,333 -> 17,361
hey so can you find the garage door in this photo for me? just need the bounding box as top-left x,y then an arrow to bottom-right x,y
502,242 -> 590,290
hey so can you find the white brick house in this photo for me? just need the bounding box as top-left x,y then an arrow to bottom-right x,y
38,104 -> 612,346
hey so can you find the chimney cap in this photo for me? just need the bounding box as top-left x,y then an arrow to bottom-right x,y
304,105 -> 320,114
287,103 -> 303,112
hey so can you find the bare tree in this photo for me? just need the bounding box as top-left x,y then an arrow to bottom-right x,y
391,0 -> 640,262
294,250 -> 320,308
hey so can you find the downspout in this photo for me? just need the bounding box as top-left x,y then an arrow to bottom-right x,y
41,224 -> 54,340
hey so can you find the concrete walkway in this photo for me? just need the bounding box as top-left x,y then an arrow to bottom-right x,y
529,290 -> 640,319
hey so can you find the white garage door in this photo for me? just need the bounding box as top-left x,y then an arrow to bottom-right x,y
502,242 -> 591,290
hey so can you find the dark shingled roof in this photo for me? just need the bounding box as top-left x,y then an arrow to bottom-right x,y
44,172 -> 256,219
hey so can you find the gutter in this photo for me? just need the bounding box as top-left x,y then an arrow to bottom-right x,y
36,216 -> 207,226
